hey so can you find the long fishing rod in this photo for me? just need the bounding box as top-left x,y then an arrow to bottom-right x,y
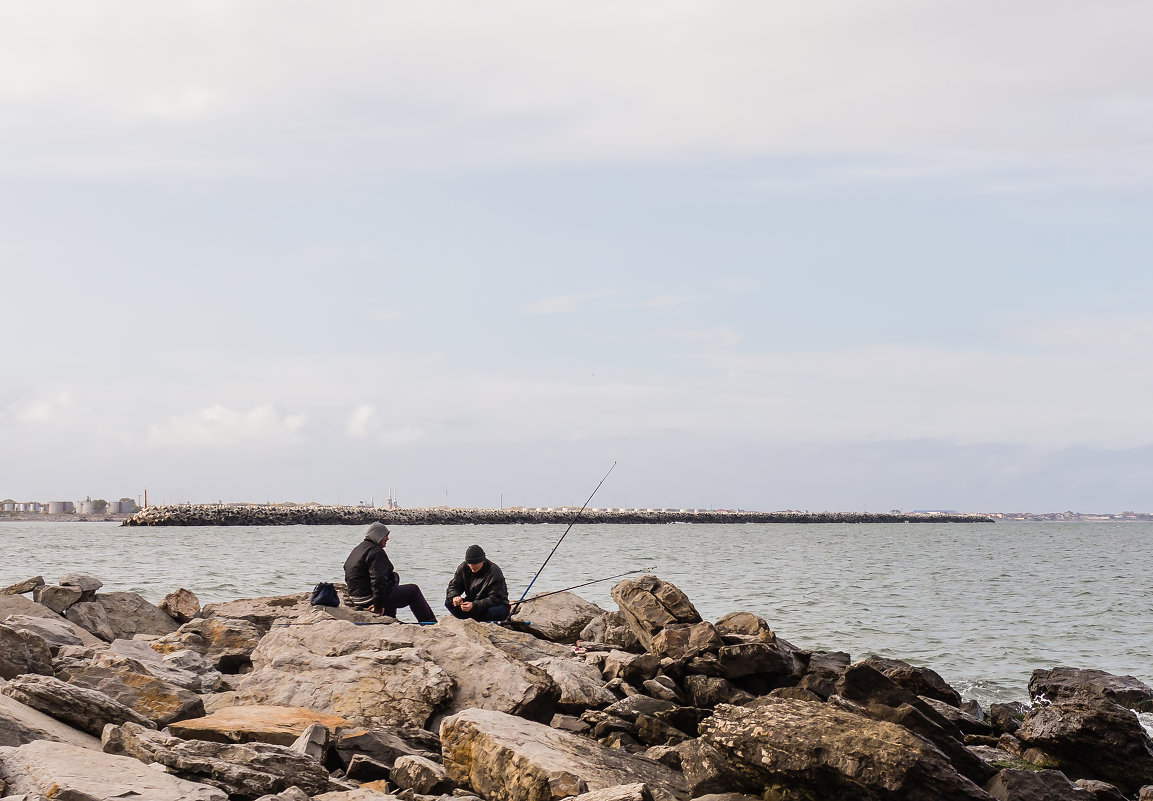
511,566 -> 653,612
516,461 -> 617,605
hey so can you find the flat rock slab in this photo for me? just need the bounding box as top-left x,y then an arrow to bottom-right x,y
95,591 -> 180,639
0,692 -> 102,750
0,738 -> 227,800
55,662 -> 205,727
3,611 -> 104,651
170,704 -> 353,746
1,673 -> 156,737
0,594 -> 61,623
1029,667 -> 1153,710
440,707 -> 688,801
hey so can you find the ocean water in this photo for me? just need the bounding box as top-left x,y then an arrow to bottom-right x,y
2,519 -> 1150,707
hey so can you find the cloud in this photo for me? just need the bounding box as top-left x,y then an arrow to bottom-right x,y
1,3 -> 1151,181
15,392 -> 74,423
148,404 -> 306,448
524,292 -> 609,315
1014,314 -> 1153,356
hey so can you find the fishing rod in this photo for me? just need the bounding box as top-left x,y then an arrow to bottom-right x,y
510,566 -> 653,612
516,461 -> 617,606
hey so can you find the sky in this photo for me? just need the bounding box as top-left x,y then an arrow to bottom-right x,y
3,1 -> 1153,512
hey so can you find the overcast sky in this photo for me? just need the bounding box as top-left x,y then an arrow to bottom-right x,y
3,2 -> 1153,512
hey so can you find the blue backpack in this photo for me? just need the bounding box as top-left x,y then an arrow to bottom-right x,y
310,582 -> 340,607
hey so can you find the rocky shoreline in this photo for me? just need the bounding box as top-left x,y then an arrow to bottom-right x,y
122,504 -> 995,527
2,571 -> 1151,801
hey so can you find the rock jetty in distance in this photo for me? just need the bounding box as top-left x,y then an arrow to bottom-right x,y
122,504 -> 994,526
1,571 -> 1150,800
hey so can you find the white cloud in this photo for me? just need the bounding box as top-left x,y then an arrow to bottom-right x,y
15,392 -> 73,423
148,404 -> 306,448
1014,314 -> 1153,356
346,404 -> 378,438
525,292 -> 607,315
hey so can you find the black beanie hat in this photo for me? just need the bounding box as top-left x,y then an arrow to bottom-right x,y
465,544 -> 485,563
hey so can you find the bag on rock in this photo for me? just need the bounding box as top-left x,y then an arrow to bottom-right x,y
310,582 -> 340,607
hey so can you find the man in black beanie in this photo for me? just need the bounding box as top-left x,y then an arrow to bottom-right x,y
445,544 -> 509,622
344,522 -> 436,623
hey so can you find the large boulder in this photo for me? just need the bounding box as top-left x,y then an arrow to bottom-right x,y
202,593 -> 318,631
54,661 -> 205,727
796,650 -> 851,699
580,612 -> 642,651
0,691 -> 102,749
861,655 -> 962,707
65,600 -> 117,641
1015,697 -> 1153,795
513,592 -> 607,644
106,639 -> 223,692
392,753 -> 454,794
3,612 -> 104,652
96,591 -> 180,639
1029,667 -> 1153,711
235,616 -> 454,729
699,697 -> 992,800
59,572 -> 104,597
0,592 -> 61,622
440,707 -> 689,801
103,720 -> 335,799
714,612 -> 775,642
169,704 -> 353,746
162,587 -> 203,623
611,576 -> 701,652
651,622 -> 724,661
0,622 -> 54,680
1,673 -> 156,736
531,656 -> 618,709
31,583 -> 83,614
0,738 -> 227,800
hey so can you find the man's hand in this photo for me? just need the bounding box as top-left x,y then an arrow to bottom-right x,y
452,596 -> 463,607
460,601 -> 474,612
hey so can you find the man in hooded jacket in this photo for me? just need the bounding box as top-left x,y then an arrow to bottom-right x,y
344,522 -> 436,623
445,544 -> 509,622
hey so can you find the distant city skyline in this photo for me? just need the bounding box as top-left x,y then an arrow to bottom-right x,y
3,4 -> 1153,511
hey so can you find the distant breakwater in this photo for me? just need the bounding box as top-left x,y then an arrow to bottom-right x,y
122,504 -> 994,526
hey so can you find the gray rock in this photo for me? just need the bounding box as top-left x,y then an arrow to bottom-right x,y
31,584 -> 83,614
393,754 -> 454,794
440,707 -> 688,801
102,721 -> 336,799
1016,697 -> 1153,796
0,738 -> 227,800
923,695 -> 994,736
0,576 -> 44,596
0,593 -> 62,623
58,572 -> 103,596
988,702 -> 1029,735
1029,667 -> 1153,711
0,623 -> 54,680
334,725 -> 432,770
676,737 -> 756,797
796,650 -> 851,699
700,696 -> 992,801
0,690 -> 102,749
713,612 -> 775,641
512,592 -> 607,644
580,612 -> 642,652
290,722 -> 331,762
95,590 -> 180,639
55,661 -> 205,727
610,576 -> 701,653
0,673 -> 155,736
984,768 -> 1095,800
531,656 -> 617,709
346,753 -> 392,782
602,650 -> 661,684
604,695 -> 676,723
643,676 -> 685,703
65,600 -> 116,641
105,639 -> 222,692
161,588 -> 203,624
3,612 -> 103,652
254,788 -> 311,801
682,675 -> 753,708
717,639 -> 796,679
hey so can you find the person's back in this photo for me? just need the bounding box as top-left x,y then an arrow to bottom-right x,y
344,522 -> 436,623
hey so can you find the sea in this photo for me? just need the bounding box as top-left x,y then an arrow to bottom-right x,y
2,519 -> 1150,711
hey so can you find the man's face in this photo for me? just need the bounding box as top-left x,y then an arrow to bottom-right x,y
467,561 -> 484,573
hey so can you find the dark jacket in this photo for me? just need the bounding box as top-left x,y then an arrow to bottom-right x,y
445,560 -> 509,614
344,538 -> 397,609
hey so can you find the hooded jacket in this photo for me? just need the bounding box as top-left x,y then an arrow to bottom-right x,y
344,536 -> 397,609
445,560 -> 509,614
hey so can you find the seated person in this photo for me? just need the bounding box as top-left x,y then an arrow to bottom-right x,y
344,522 -> 436,624
445,544 -> 509,622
